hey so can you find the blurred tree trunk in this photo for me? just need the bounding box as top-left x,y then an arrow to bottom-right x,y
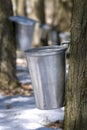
0,0 -> 20,92
17,0 -> 26,16
32,0 -> 47,46
26,0 -> 32,17
11,0 -> 17,15
32,0 -> 46,24
64,0 -> 87,130
59,0 -> 72,32
52,0 -> 72,32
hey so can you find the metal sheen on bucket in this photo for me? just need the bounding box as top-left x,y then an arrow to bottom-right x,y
9,16 -> 37,51
25,45 -> 67,110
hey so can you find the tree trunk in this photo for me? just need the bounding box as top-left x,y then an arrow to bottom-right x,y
11,0 -> 17,15
0,0 -> 20,91
17,0 -> 26,16
64,0 -> 87,130
55,0 -> 72,32
32,0 -> 46,24
31,0 -> 47,47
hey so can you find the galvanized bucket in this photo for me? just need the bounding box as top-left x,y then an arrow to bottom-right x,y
25,45 -> 67,110
39,24 -> 60,46
39,24 -> 51,40
9,16 -> 37,51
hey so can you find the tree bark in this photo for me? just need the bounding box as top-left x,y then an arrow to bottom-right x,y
64,0 -> 87,130
53,0 -> 72,32
32,0 -> 46,24
17,0 -> 26,16
0,0 -> 20,91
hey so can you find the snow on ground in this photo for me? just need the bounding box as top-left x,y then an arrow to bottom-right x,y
0,58 -> 67,130
0,94 -> 63,130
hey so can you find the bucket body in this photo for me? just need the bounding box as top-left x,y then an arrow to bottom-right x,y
16,23 -> 35,50
25,45 -> 67,110
9,16 -> 37,51
39,24 -> 51,40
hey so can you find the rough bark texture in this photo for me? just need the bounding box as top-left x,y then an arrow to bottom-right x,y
0,0 -> 20,90
64,0 -> 87,130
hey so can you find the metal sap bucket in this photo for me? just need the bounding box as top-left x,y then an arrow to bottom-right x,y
39,24 -> 60,46
39,24 -> 51,40
48,30 -> 60,45
9,16 -> 37,51
59,32 -> 70,44
25,45 -> 67,110
39,24 -> 51,46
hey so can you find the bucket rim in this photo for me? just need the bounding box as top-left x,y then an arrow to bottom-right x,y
25,45 -> 68,56
9,16 -> 37,26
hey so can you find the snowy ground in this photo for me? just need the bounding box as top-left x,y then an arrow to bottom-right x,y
0,58 -> 69,130
0,94 -> 64,130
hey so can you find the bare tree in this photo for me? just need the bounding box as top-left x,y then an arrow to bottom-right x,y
64,0 -> 87,129
0,0 -> 20,93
